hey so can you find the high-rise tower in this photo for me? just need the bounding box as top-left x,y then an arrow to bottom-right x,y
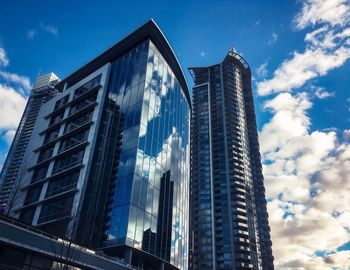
0,73 -> 59,214
189,49 -> 274,270
1,20 -> 191,270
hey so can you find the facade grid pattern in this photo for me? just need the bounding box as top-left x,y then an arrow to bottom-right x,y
189,50 -> 274,270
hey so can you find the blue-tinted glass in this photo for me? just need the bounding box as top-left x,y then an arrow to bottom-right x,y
135,150 -> 143,176
104,40 -> 190,270
129,85 -> 138,106
145,132 -> 152,156
139,179 -> 148,210
114,177 -> 125,206
152,188 -> 159,217
108,207 -> 121,240
146,183 -> 153,214
119,206 -> 129,238
132,175 -> 141,206
118,57 -> 128,93
125,50 -> 136,90
142,212 -> 151,252
125,109 -> 134,130
135,208 -> 145,247
142,155 -> 150,179
127,205 -> 137,240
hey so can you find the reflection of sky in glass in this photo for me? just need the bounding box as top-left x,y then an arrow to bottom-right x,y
103,40 -> 190,270
134,42 -> 190,269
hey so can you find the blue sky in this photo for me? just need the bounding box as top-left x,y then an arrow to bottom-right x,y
0,0 -> 349,268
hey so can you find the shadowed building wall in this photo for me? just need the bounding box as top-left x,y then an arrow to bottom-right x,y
189,49 -> 274,270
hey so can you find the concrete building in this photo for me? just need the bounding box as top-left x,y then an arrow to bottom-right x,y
0,73 -> 59,214
1,20 -> 191,270
189,49 -> 274,270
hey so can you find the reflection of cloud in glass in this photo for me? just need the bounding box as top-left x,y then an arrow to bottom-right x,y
135,124 -> 189,268
135,41 -> 190,269
139,84 -> 161,137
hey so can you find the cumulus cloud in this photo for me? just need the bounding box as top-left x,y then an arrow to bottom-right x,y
257,0 -> 350,96
257,47 -> 350,95
0,48 -> 9,67
256,0 -> 350,268
343,129 -> 350,140
0,71 -> 32,93
0,84 -> 27,130
4,130 -> 16,144
268,199 -> 350,269
294,0 -> 350,29
261,91 -> 350,268
0,47 -> 29,147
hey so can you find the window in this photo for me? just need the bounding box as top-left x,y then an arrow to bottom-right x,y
59,129 -> 89,153
38,195 -> 74,223
54,95 -> 69,110
19,208 -> 36,224
69,93 -> 97,115
52,149 -> 84,174
24,184 -> 43,205
43,128 -> 59,144
32,165 -> 49,182
73,74 -> 101,98
45,171 -> 80,198
37,147 -> 54,162
65,110 -> 93,133
49,112 -> 64,127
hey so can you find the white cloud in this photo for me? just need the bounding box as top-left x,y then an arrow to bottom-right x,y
268,199 -> 350,269
312,86 -> 334,99
294,0 -> 350,29
256,61 -> 268,78
257,0 -> 350,97
269,32 -> 278,44
0,71 -> 32,92
256,0 -> 350,268
0,48 -> 9,67
40,22 -> 58,36
0,83 -> 27,130
200,51 -> 206,58
260,92 -> 350,268
27,30 -> 37,40
343,129 -> 350,140
0,48 -> 29,148
4,129 -> 16,144
257,47 -> 350,95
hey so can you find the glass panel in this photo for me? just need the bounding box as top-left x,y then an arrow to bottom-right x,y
139,179 -> 148,210
127,205 -> 137,240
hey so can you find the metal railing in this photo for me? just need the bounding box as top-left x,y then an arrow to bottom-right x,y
0,213 -> 130,268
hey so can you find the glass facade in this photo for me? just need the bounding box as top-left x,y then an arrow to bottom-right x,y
2,20 -> 191,270
13,39 -> 190,269
102,41 -> 190,270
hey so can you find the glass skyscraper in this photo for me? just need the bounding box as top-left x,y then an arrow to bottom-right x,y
189,49 -> 274,270
2,20 -> 190,270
